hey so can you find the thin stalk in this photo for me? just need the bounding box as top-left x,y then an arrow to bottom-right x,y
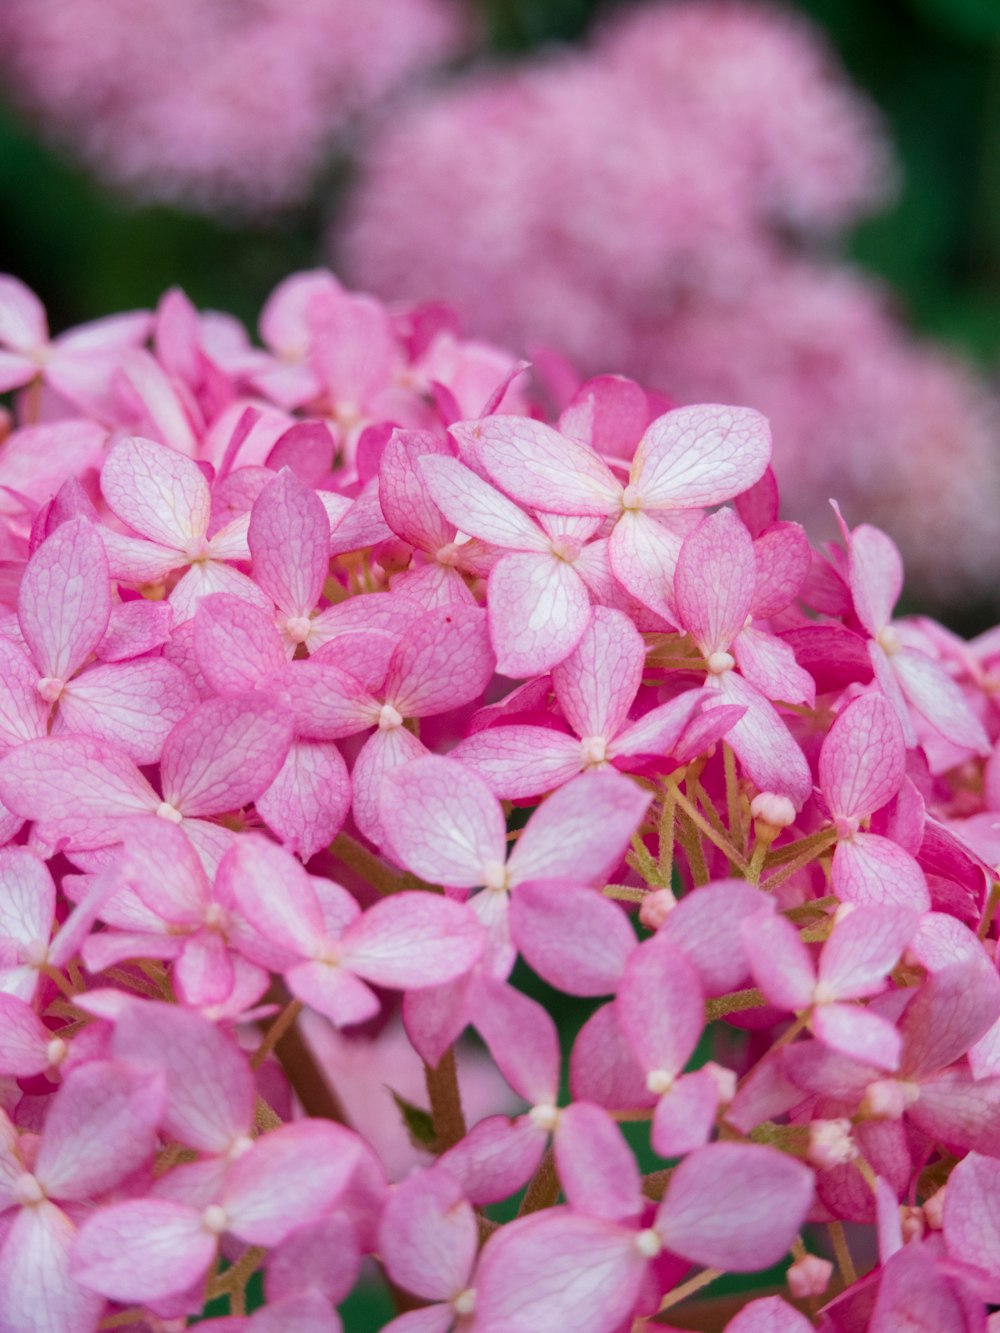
251,999 -> 303,1071
424,1047 -> 467,1151
673,785 -> 748,873
657,781 -> 678,887
761,833 -> 836,894
261,982 -> 349,1124
330,831 -> 439,896
979,881 -> 1000,939
653,1267 -> 723,1315
517,1148 -> 560,1215
722,743 -> 745,855
629,832 -> 660,886
705,987 -> 767,1021
603,883 -> 648,903
763,827 -> 838,869
828,1220 -> 857,1287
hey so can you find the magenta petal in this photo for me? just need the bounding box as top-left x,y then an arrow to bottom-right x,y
379,1168 -> 477,1301
943,1153 -> 1000,1294
818,904 -> 918,999
741,911 -> 814,1013
871,1242 -> 985,1333
553,606 -> 645,740
656,1143 -> 813,1272
651,1070 -> 719,1158
341,892 -> 484,989
570,1002 -> 657,1112
710,672 -> 811,808
450,726 -> 584,799
287,959 -> 380,1026
900,962 -> 1000,1077
194,593 -> 286,693
257,739 -> 352,861
386,606 -> 494,718
633,404 -> 771,510
248,468 -> 331,617
55,657 -> 197,765
160,695 -> 293,817
473,976 -> 561,1105
554,1101 -> 643,1223
675,508 -> 756,656
439,1115 -> 546,1205
473,1210 -> 647,1333
510,879 -> 635,996
0,994 -> 56,1076
18,516 -> 111,682
660,878 -> 775,997
73,1198 -> 213,1303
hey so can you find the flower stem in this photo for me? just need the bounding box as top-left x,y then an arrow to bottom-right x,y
424,1047 -> 467,1151
517,1147 -> 560,1215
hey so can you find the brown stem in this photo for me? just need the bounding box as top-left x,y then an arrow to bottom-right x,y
517,1148 -> 560,1215
330,831 -> 439,897
424,1047 -> 467,1151
705,987 -> 767,1021
251,999 -> 303,1071
260,982 -> 349,1124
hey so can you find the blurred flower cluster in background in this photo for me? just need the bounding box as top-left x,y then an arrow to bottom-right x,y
1,0 -> 999,616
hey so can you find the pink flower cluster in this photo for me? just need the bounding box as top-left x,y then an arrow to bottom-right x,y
340,0 -> 1000,601
0,0 -> 467,213
0,269 -> 999,1331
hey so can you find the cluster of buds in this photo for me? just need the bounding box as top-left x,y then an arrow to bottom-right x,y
0,269 -> 998,1331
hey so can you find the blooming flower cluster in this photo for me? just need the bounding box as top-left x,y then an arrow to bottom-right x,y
340,0 -> 1000,602
0,269 -> 999,1331
0,0 -> 467,213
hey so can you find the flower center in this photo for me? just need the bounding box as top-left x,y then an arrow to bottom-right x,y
452,1289 -> 476,1316
580,735 -> 608,767
202,1204 -> 229,1235
528,1103 -> 560,1132
549,536 -> 582,563
706,651 -> 735,675
621,484 -> 642,511
482,859 -> 508,893
285,615 -> 312,644
646,1069 -> 674,1096
378,703 -> 403,731
156,801 -> 184,823
36,676 -> 64,703
634,1228 -> 662,1258
13,1174 -> 45,1207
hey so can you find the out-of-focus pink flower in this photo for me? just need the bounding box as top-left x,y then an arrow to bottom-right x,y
0,0 -> 470,214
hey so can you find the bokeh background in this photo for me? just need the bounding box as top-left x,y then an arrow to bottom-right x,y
1,0 -> 998,630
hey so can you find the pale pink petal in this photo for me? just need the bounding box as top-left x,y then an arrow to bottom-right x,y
194,594 -> 285,693
831,834 -> 931,910
893,647 -> 990,755
205,511 -> 252,562
55,658 -> 197,765
510,880 -> 635,995
120,816 -> 209,922
473,1210 -> 646,1333
112,1001 -> 254,1152
943,1152 -> 1000,1289
0,641 -> 49,750
224,1121 -> 361,1246
0,994 -> 56,1076
674,508 -> 756,656
553,606 -> 644,742
910,1066 -> 1000,1155
555,1101 -> 643,1223
351,725 -> 429,846
819,693 -> 906,820
709,672 -> 812,808
381,1308 -> 453,1333
36,1060 -> 164,1200
267,1213 -> 360,1306
450,726 -> 583,799
616,933 -> 705,1078
378,755 -> 506,888
101,436 -> 209,547
326,481 -> 393,556
385,606 -> 494,718
247,1293 -> 344,1333
175,930 -> 235,1008
464,415 -> 621,516
900,961 -> 1000,1077
660,879 -> 775,997
308,287 -> 394,407
751,523 -> 811,620
19,516 -> 111,684
286,960 -> 380,1027
0,350 -> 34,392
72,1198 -> 214,1303
732,629 -> 815,708
439,1115 -> 546,1205
168,560 -> 271,625
0,275 -> 46,350
608,508 -> 684,623
818,905 -> 918,999
473,976 -> 560,1105
844,521 -> 903,638
99,528 -> 184,583
248,469 -> 330,617
96,599 -> 174,662
488,551 -> 592,677
0,846 -> 56,946
0,735 -> 157,826
225,833 -> 325,958
264,661 -> 379,739
632,405 -> 771,510
378,430 -> 455,551
656,1143 -> 813,1271
725,1296 -> 814,1333
612,690 -> 704,759
651,1069 -> 719,1157
342,893 -> 484,989
812,1003 -> 902,1071
508,769 -> 651,887
419,455 -> 548,552
117,348 -> 198,454
257,740 -> 352,860
160,695 -> 293,817
741,911 -> 815,1012
0,1202 -> 104,1333
379,1168 -> 477,1301
260,271 -> 338,356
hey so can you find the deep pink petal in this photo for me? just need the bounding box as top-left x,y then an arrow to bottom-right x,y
439,1114 -> 546,1206
660,879 -> 775,997
378,429 -> 455,551
900,961 -> 1000,1077
710,672 -> 812,808
473,976 -> 560,1105
553,606 -> 644,742
741,908 -> 815,1012
751,523 -> 811,620
450,726 -> 584,799
831,835 -> 931,910
732,629 -> 815,708
812,1003 -> 902,1071
819,693 -> 906,820
342,893 -> 484,988
570,1002 -> 657,1112
724,1296 -> 813,1333
194,594 -> 286,693
818,905 -> 918,999
651,1068 -> 720,1158
419,454 -> 548,552
72,1198 -> 213,1303
56,658 -> 197,765
465,415 -> 621,516
555,1101 -> 643,1223
385,605 -> 494,718
257,739 -> 352,860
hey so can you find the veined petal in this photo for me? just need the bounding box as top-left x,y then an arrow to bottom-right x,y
488,552 -> 592,678
819,693 -> 906,820
632,405 -> 770,509
449,726 -> 583,799
72,1198 -> 213,1304
341,893 -> 484,988
379,1168 -> 478,1302
18,517 -> 111,681
831,835 -> 930,910
55,658 -> 196,765
160,695 -> 293,817
675,508 -> 756,656
0,1202 -> 105,1333
419,454 -> 549,552
553,606 -> 644,741
608,508 -> 684,624
101,435 -> 210,547
463,415 -> 621,516
256,739 -> 351,861
248,469 -> 331,617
